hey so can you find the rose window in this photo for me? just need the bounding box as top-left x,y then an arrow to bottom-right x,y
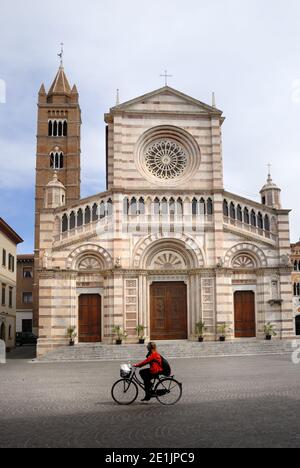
145,140 -> 188,180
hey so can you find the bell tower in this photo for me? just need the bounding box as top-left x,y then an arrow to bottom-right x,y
33,63 -> 81,334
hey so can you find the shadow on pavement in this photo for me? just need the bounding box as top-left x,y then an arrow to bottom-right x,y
6,346 -> 37,360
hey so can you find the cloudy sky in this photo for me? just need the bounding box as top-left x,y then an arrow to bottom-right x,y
0,0 -> 300,253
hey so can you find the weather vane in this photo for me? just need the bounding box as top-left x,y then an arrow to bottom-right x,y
160,70 -> 173,86
58,43 -> 64,66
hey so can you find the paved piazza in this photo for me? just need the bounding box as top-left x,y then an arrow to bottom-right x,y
1,350 -> 300,448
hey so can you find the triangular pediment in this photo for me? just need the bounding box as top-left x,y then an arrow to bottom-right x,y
111,86 -> 223,116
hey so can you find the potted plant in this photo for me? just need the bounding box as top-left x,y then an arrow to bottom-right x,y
195,321 -> 206,342
264,322 -> 277,341
112,325 -> 127,345
136,325 -> 147,344
66,326 -> 77,346
218,323 -> 230,342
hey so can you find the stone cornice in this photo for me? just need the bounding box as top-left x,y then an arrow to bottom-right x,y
37,265 -> 292,278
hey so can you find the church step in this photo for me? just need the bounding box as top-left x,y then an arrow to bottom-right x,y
37,340 -> 297,362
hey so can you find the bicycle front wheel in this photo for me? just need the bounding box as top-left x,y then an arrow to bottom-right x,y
154,378 -> 182,406
111,379 -> 138,405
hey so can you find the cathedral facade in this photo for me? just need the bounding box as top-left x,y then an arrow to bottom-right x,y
35,66 -> 294,356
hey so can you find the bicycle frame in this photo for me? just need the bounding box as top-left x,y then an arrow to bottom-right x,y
125,367 -> 162,391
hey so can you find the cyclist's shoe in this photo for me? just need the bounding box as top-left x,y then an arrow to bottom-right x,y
141,395 -> 151,402
156,389 -> 168,396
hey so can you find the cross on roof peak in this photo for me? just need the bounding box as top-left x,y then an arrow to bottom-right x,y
58,43 -> 64,67
160,70 -> 173,86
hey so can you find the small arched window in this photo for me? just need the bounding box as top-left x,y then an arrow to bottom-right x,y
63,120 -> 68,137
123,198 -> 129,215
154,198 -> 160,215
223,200 -> 229,217
130,198 -> 137,215
53,120 -> 58,137
207,198 -> 213,215
251,210 -> 257,227
258,212 -> 263,230
177,198 -> 183,216
92,204 -> 98,222
264,215 -> 270,232
62,214 -> 68,232
107,199 -> 113,217
58,121 -> 63,137
48,121 -> 53,137
139,198 -> 145,215
70,212 -> 76,230
237,205 -> 243,222
161,198 -> 168,215
199,198 -> 206,216
77,209 -> 83,227
100,201 -> 105,219
192,198 -> 198,216
169,198 -> 175,215
230,202 -> 236,220
84,207 -> 91,224
244,207 -> 250,224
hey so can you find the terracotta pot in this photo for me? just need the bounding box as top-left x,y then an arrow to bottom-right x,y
116,340 -> 122,345
266,335 -> 272,341
219,336 -> 226,342
69,341 -> 75,347
198,337 -> 204,343
139,339 -> 145,344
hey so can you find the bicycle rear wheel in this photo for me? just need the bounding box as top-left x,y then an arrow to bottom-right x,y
111,379 -> 138,405
154,378 -> 182,406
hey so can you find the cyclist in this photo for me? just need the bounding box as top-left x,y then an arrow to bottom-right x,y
134,342 -> 163,401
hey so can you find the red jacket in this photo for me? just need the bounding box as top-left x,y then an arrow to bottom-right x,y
135,351 -> 163,375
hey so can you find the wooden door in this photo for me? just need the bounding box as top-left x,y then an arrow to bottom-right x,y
150,282 -> 187,340
79,294 -> 101,343
234,291 -> 256,338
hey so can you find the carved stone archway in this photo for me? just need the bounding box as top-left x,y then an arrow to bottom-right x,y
224,243 -> 268,268
133,233 -> 205,270
66,244 -> 113,270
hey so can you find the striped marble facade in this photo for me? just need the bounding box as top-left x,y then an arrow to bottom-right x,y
36,86 -> 294,356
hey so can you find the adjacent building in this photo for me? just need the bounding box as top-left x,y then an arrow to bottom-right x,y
16,255 -> 34,333
291,241 -> 300,335
0,218 -> 23,348
35,65 -> 294,357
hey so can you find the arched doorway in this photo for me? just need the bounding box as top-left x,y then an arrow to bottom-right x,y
150,282 -> 188,340
78,294 -> 102,343
296,316 -> 300,336
234,291 -> 256,338
0,322 -> 5,342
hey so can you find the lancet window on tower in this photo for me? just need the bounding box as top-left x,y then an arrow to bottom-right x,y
50,151 -> 64,170
48,119 -> 68,137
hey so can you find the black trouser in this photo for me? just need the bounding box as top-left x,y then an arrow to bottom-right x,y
140,369 -> 159,396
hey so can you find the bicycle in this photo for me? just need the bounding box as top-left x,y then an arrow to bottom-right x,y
111,364 -> 183,406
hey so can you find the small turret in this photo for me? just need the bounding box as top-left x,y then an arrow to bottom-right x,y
44,172 -> 66,209
260,168 -> 281,210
